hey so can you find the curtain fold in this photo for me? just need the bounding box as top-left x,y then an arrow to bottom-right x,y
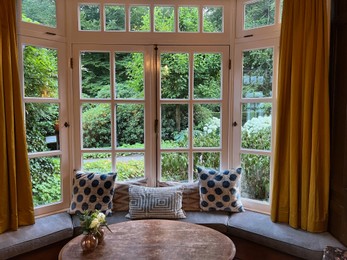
0,0 -> 35,234
271,0 -> 330,232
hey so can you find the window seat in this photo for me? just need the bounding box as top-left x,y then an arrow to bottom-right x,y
1,211 -> 345,259
0,213 -> 74,259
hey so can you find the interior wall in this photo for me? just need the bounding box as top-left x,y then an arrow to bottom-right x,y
329,0 -> 347,246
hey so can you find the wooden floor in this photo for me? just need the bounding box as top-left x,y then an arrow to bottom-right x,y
10,236 -> 302,260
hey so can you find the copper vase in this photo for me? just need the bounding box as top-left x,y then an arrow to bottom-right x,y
80,233 -> 98,252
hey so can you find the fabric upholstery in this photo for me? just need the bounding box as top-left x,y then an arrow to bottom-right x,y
0,213 -> 73,259
271,0 -> 330,232
68,171 -> 117,216
0,0 -> 35,234
126,186 -> 186,219
197,167 -> 244,212
159,181 -> 201,211
113,178 -> 147,211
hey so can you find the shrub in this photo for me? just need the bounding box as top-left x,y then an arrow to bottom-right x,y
241,116 -> 271,201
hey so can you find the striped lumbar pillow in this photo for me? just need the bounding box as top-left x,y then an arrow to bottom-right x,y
126,185 -> 186,219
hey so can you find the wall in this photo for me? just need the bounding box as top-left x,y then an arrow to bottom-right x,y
329,0 -> 347,246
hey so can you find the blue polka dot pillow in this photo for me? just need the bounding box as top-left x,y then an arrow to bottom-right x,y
197,167 -> 244,213
68,171 -> 117,216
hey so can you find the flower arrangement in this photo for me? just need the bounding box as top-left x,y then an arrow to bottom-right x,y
79,210 -> 111,235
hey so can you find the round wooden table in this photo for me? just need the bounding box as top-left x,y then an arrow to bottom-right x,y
59,219 -> 236,259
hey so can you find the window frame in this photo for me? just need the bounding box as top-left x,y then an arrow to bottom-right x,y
18,0 -> 66,39
18,36 -> 70,216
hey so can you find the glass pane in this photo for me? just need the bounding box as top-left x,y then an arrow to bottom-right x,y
81,52 -> 110,99
115,52 -> 144,99
82,103 -> 111,149
23,45 -> 58,98
154,6 -> 175,32
203,6 -> 223,33
82,153 -> 112,173
161,104 -> 189,148
105,5 -> 125,31
161,152 -> 188,182
116,104 -> 144,147
193,104 -> 220,148
242,48 -> 273,98
116,152 -> 145,181
130,6 -> 150,32
25,103 -> 59,152
241,103 -> 272,150
241,153 -> 270,202
179,6 -> 199,32
30,156 -> 61,207
79,4 -> 100,31
244,0 -> 275,30
194,53 -> 221,99
21,0 -> 56,27
280,0 -> 283,22
194,152 -> 220,173
160,53 -> 189,99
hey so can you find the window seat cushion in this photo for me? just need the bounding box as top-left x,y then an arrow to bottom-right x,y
227,210 -> 346,260
0,212 -> 74,259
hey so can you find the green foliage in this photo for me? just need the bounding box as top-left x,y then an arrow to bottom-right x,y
79,4 -> 100,30
21,0 -> 56,27
241,116 -> 271,201
82,104 -> 111,148
31,157 -> 61,206
244,0 -> 275,30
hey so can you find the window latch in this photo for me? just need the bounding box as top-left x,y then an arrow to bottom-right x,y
233,121 -> 237,127
64,122 -> 70,128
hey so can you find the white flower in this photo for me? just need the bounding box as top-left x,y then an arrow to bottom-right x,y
97,212 -> 106,223
89,218 -> 100,229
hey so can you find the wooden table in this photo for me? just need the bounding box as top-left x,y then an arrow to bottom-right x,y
59,219 -> 236,259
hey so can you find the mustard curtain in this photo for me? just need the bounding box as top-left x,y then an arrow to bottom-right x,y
0,0 -> 35,234
271,0 -> 330,232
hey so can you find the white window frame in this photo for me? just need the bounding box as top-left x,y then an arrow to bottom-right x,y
233,37 -> 279,214
236,0 -> 282,39
156,45 -> 230,183
18,36 -> 70,216
17,0 -> 66,40
72,44 -> 157,186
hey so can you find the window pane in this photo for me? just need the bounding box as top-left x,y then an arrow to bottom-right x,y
25,103 -> 59,152
23,45 -> 58,98
194,53 -> 221,99
161,152 -> 188,182
241,153 -> 270,202
194,152 -> 220,173
242,48 -> 273,98
179,6 -> 199,32
203,6 -> 223,33
161,104 -> 189,148
82,153 -> 112,173
154,6 -> 175,32
116,104 -> 144,148
79,4 -> 101,31
160,53 -> 189,99
115,52 -> 144,99
194,104 -> 220,148
81,52 -> 110,99
244,0 -> 275,30
21,0 -> 56,27
105,5 -> 125,31
241,103 -> 272,150
30,156 -> 61,207
82,103 -> 111,149
116,152 -> 145,181
130,6 -> 150,32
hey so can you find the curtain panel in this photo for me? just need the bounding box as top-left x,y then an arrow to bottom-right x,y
271,0 -> 330,232
0,0 -> 35,234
